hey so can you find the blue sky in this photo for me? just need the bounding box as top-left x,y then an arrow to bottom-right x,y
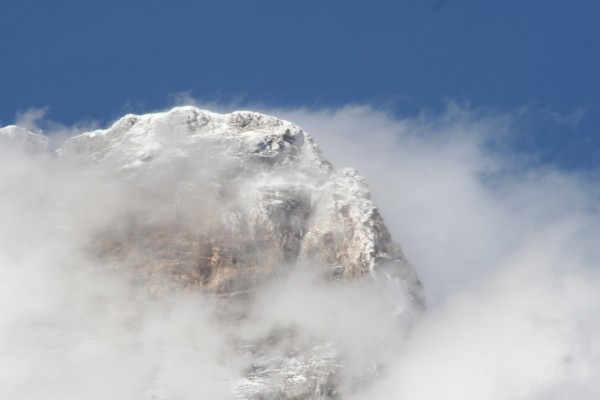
1,0 -> 598,169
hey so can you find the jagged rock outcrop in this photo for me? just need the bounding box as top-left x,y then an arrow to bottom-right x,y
57,106 -> 422,304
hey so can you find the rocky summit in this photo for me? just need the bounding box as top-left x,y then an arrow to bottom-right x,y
1,107 -> 424,399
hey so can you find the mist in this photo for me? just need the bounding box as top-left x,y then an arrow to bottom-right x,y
1,102 -> 599,399
272,104 -> 600,399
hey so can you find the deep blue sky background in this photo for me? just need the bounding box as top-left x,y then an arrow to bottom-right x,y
1,0 -> 598,169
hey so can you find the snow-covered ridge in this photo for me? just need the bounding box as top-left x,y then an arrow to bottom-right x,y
60,106 -> 332,175
0,125 -> 49,153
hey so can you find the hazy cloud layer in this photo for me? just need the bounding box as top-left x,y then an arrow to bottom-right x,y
270,104 -> 600,399
2,102 -> 599,398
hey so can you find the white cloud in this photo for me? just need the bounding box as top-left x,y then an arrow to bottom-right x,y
13,107 -> 100,150
270,104 -> 600,399
2,101 -> 599,398
14,107 -> 50,133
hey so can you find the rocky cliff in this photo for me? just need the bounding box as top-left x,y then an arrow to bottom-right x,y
57,107 -> 423,303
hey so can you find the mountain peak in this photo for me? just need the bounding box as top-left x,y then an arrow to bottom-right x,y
1,107 -> 423,399
55,108 -> 422,302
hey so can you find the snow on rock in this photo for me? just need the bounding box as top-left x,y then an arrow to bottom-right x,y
0,125 -> 49,153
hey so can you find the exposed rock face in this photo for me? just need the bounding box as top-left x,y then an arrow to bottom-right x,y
2,107 -> 423,399
58,106 -> 422,304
